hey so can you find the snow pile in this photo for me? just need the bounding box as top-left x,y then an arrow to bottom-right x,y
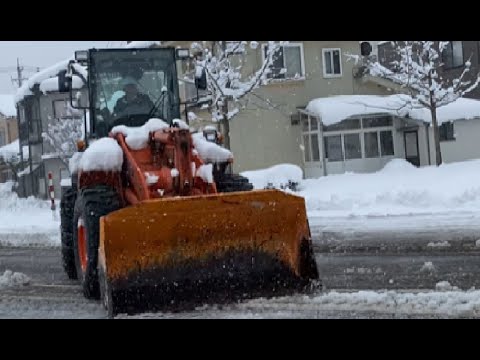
191,132 -> 233,163
0,270 -> 30,289
171,168 -> 179,178
78,138 -> 123,172
0,94 -> 16,117
172,118 -> 191,130
420,262 -> 436,273
0,139 -> 20,161
145,172 -> 159,185
0,181 -> 60,246
300,158 -> 480,217
435,281 -> 459,292
39,75 -> 83,94
69,152 -> 83,174
306,95 -> 480,126
196,164 -> 213,183
111,118 -> 169,150
241,164 -> 303,190
427,241 -> 451,248
131,288 -> 480,318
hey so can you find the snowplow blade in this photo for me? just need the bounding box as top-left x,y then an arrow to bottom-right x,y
98,189 -> 319,316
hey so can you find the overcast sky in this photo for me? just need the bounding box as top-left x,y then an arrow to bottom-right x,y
0,41 -> 127,94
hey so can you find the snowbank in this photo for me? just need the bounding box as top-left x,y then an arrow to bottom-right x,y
191,132 -> 233,163
0,270 -> 30,289
0,94 -> 16,117
300,159 -> 480,217
78,138 -> 123,172
0,181 -> 60,246
241,164 -> 303,190
111,118 -> 170,150
129,287 -> 480,318
306,95 -> 480,126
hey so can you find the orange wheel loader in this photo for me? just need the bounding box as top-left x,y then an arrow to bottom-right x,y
59,47 -> 319,317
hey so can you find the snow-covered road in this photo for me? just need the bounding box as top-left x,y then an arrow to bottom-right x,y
1,246 -> 479,319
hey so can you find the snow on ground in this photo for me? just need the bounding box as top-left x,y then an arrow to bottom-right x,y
261,158 -> 480,218
125,284 -> 480,318
0,270 -> 30,289
241,164 -> 303,190
3,157 -> 480,247
0,181 -> 59,246
302,159 -> 480,217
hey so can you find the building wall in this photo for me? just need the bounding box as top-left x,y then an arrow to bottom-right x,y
428,119 -> 480,164
228,41 -> 392,172
0,117 -> 18,146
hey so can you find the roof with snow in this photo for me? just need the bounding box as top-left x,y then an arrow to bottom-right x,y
0,139 -> 20,160
0,95 -> 16,117
14,58 -> 87,105
305,95 -> 480,126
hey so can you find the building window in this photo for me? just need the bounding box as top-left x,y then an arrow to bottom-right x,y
54,99 -> 82,120
322,48 -> 342,77
263,43 -> 305,80
323,118 -> 360,132
324,135 -> 343,162
362,116 -> 393,128
439,122 -> 455,141
364,132 -> 379,158
380,131 -> 394,156
442,41 -> 464,69
302,114 -> 321,162
344,133 -> 362,160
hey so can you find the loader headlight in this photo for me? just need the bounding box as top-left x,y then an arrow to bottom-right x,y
203,129 -> 217,143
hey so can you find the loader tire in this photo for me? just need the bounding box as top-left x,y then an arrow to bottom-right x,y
73,186 -> 121,300
60,187 -> 77,280
214,173 -> 253,193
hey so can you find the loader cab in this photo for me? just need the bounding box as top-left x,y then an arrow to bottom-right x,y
68,47 -> 192,139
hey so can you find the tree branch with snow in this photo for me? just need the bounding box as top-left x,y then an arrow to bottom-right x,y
351,41 -> 480,165
190,41 -> 286,149
42,115 -> 84,169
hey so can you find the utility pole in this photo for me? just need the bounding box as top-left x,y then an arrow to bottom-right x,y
11,58 -> 28,87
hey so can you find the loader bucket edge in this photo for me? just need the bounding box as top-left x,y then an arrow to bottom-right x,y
98,190 -> 317,312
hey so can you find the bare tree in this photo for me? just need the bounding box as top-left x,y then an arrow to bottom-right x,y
42,110 -> 84,169
191,41 -> 285,149
353,41 -> 480,165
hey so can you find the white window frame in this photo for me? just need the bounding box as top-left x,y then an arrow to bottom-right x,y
261,42 -> 306,80
322,48 -> 343,78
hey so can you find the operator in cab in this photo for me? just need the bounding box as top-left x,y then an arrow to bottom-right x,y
112,77 -> 155,119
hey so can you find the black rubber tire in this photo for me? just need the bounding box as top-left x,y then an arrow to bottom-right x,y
60,187 -> 77,280
72,186 -> 121,300
214,173 -> 254,193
